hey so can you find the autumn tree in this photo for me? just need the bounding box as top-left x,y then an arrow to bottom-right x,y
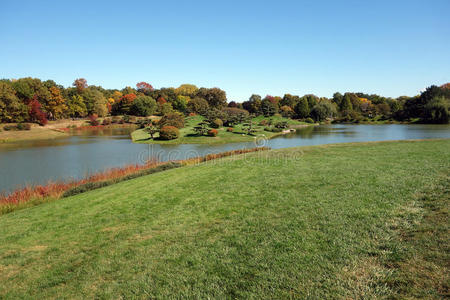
136,82 -> 154,94
46,86 -> 67,119
73,78 -> 88,93
28,95 -> 48,125
112,93 -> 136,115
175,84 -> 198,97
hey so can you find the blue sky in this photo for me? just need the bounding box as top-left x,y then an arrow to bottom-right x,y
1,0 -> 449,101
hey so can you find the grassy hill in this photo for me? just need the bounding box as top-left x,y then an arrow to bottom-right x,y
0,140 -> 448,298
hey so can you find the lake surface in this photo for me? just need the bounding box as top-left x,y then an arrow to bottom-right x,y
1,124 -> 449,194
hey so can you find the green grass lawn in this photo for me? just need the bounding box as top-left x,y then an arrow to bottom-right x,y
0,140 -> 448,298
132,115 -> 310,144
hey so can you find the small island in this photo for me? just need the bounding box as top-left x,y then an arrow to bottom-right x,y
131,114 -> 311,144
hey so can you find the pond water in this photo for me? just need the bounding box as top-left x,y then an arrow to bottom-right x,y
0,124 -> 449,194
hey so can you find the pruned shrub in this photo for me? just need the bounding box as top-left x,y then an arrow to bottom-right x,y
227,127 -> 233,132
123,115 -> 130,123
211,118 -> 223,128
16,123 -> 31,130
305,117 -> 314,123
265,126 -> 282,132
159,126 -> 179,140
3,125 -> 15,131
208,129 -> 218,137
274,121 -> 289,129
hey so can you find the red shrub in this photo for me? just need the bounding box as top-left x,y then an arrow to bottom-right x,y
88,115 -> 99,126
208,129 -> 218,137
227,127 -> 233,132
159,126 -> 179,140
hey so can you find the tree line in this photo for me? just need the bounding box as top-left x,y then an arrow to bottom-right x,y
0,77 -> 448,125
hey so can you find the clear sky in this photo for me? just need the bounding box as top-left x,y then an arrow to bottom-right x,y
1,0 -> 449,101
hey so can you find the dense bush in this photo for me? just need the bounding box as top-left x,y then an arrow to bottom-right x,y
159,126 -> 179,140
159,112 -> 185,129
264,126 -> 282,132
15,123 -> 31,130
227,127 -> 233,132
305,117 -> 314,123
3,125 -> 15,131
274,121 -> 289,129
211,118 -> 223,128
208,129 -> 218,137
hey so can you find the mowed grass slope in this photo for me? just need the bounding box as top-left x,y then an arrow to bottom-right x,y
0,140 -> 448,298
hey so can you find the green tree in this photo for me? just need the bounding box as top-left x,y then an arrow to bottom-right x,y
261,98 -> 277,116
187,97 -> 209,115
196,88 -> 227,109
130,96 -> 157,116
83,88 -> 108,116
424,97 -> 449,124
332,92 -> 343,107
159,102 -> 174,115
280,94 -> 300,109
0,82 -> 28,122
310,101 -> 337,121
340,94 -> 353,113
172,95 -> 189,113
242,94 -> 262,115
67,94 -> 87,117
295,97 -> 310,118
